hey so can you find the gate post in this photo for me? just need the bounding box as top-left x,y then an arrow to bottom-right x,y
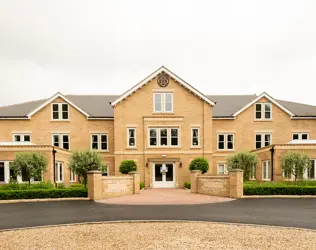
87,170 -> 102,200
190,170 -> 201,193
229,169 -> 244,198
129,171 -> 140,194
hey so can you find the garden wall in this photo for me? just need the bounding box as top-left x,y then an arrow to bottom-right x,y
190,169 -> 243,198
87,170 -> 140,200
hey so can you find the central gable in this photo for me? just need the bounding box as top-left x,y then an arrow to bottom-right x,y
110,66 -> 215,107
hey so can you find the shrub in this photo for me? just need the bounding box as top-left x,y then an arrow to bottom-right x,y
184,181 -> 191,189
244,186 -> 316,195
140,182 -> 145,190
57,183 -> 66,189
227,151 -> 258,181
69,183 -> 84,188
120,160 -> 137,174
0,188 -> 87,200
0,182 -> 54,190
189,157 -> 209,174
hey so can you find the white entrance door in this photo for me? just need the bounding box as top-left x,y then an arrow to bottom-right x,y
152,163 -> 175,188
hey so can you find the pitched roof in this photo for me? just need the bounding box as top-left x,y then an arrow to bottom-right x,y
1,94 -> 316,119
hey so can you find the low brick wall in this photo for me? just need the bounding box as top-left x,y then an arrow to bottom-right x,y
87,171 -> 140,200
191,169 -> 243,198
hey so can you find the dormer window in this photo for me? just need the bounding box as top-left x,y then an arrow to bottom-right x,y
255,103 -> 272,120
52,103 -> 69,120
153,93 -> 173,113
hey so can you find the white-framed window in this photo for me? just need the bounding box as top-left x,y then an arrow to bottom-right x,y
127,128 -> 136,147
52,134 -> 70,150
13,134 -> 31,142
255,133 -> 271,149
148,127 -> 179,147
217,164 -> 228,175
255,103 -> 272,120
250,165 -> 256,180
292,132 -> 309,140
70,169 -> 76,182
55,162 -> 64,182
91,134 -> 108,151
262,160 -> 271,181
153,93 -> 173,112
52,103 -> 69,120
191,128 -> 200,147
217,134 -> 234,151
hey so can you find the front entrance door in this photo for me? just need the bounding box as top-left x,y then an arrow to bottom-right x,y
152,163 -> 175,188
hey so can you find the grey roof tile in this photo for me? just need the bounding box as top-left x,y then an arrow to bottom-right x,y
0,94 -> 316,118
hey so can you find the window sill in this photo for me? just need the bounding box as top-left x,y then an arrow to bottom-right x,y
262,179 -> 271,181
216,150 -> 235,152
254,119 -> 273,122
56,181 -> 64,183
152,112 -> 175,115
190,146 -> 201,149
148,146 -> 181,149
126,147 -> 137,150
50,119 -> 71,122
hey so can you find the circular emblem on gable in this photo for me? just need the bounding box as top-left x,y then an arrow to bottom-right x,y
157,72 -> 169,88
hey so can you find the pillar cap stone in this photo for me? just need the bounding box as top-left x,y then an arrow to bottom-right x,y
191,170 -> 202,173
87,170 -> 102,174
229,169 -> 244,172
128,171 -> 140,174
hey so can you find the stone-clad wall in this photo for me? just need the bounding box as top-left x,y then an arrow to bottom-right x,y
191,169 -> 243,198
87,171 -> 140,200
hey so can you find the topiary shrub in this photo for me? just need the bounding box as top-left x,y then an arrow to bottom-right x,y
184,181 -> 191,189
189,157 -> 209,174
140,182 -> 145,190
120,160 -> 137,174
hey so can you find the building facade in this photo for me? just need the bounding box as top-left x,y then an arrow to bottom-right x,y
1,66 -> 316,187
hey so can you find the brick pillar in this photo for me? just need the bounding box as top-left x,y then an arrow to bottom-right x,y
129,171 -> 140,194
87,170 -> 102,200
190,170 -> 201,193
229,169 -> 244,198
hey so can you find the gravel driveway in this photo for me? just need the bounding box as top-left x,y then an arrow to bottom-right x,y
1,222 -> 315,249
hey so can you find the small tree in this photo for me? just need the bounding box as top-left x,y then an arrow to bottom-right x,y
68,150 -> 106,187
189,157 -> 209,174
120,160 -> 137,174
281,152 -> 311,182
226,151 -> 258,181
10,152 -> 48,185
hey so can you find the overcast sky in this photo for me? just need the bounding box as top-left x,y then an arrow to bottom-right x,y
0,0 -> 316,106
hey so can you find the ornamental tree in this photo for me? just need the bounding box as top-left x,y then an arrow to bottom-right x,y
281,152 -> 311,182
119,160 -> 137,174
189,157 -> 209,174
68,149 -> 107,187
226,151 -> 258,181
10,152 -> 48,185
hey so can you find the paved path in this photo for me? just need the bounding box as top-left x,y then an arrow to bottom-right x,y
98,189 -> 234,205
1,198 -> 316,230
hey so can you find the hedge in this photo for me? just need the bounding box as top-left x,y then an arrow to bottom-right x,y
244,186 -> 316,195
0,188 -> 88,200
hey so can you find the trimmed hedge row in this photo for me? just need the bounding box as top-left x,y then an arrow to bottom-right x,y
0,188 -> 88,200
244,186 -> 316,195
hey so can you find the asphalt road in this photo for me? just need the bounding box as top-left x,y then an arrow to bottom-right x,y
0,198 -> 316,230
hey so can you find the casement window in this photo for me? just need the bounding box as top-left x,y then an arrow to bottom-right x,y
255,103 -> 272,120
127,128 -> 136,147
191,128 -> 200,147
13,134 -> 31,142
217,134 -> 234,151
52,134 -> 70,150
70,169 -> 76,182
153,93 -> 173,112
91,134 -> 108,151
55,162 -> 64,182
292,132 -> 309,140
255,133 -> 271,149
0,162 -> 4,182
262,160 -> 271,181
307,160 -> 316,179
148,127 -> 179,147
52,103 -> 69,120
217,164 -> 228,175
250,165 -> 256,180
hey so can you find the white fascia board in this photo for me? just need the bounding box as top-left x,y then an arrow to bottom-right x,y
111,66 -> 215,106
232,92 -> 295,117
27,92 -> 90,118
